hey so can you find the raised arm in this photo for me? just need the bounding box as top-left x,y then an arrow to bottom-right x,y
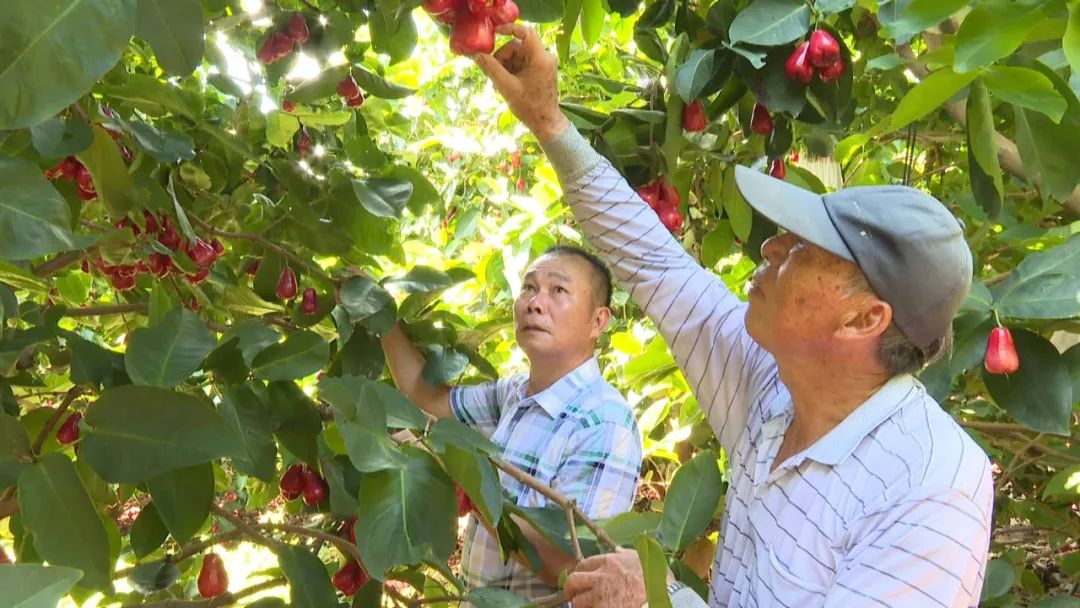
380,324 -> 453,418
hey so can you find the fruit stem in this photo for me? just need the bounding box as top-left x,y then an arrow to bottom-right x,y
257,521 -> 362,562
565,500 -> 584,562
210,504 -> 287,551
31,386 -> 83,456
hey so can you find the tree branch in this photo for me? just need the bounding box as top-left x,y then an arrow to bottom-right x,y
210,505 -> 286,551
113,529 -> 245,579
255,521 -> 361,562
120,576 -> 285,608
31,386 -> 83,455
565,500 -> 584,562
188,217 -> 337,286
67,303 -> 149,317
34,251 -> 86,277
961,420 -> 1036,435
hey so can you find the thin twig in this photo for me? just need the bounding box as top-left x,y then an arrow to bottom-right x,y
31,386 -> 83,455
33,251 -> 85,277
210,506 -> 286,550
121,576 -> 285,608
67,303 -> 149,317
961,421 -> 1036,435
995,433 -> 1044,494
113,529 -> 245,579
565,500 -> 584,562
256,521 -> 361,562
188,216 -> 336,285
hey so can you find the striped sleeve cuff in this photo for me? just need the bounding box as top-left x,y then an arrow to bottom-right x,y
539,124 -> 605,183
670,586 -> 709,608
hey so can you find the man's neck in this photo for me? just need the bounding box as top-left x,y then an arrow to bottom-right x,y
777,353 -> 892,452
526,351 -> 593,396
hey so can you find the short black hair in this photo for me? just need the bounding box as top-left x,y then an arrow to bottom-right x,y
542,245 -> 613,309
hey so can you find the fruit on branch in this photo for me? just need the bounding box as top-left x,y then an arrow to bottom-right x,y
300,288 -> 318,314
187,239 -> 217,268
784,42 -> 815,85
149,253 -> 173,277
287,13 -> 309,44
211,238 -> 224,255
423,0 -> 458,14
516,176 -> 526,192
143,210 -> 160,233
346,92 -> 365,108
279,464 -> 305,501
282,100 -> 296,112
295,129 -> 312,157
807,30 -> 841,69
337,75 -> 362,101
246,259 -> 261,276
658,206 -> 683,233
276,267 -> 298,300
818,58 -> 845,82
489,0 -> 519,25
510,149 -> 522,169
45,156 -> 83,181
984,327 -> 1019,374
159,217 -> 182,250
257,32 -> 294,64
455,486 -> 474,517
750,103 -> 773,135
76,166 -> 96,201
197,553 -> 229,598
56,412 -> 82,445
111,273 -> 136,291
450,12 -> 496,55
769,158 -> 786,180
300,466 -> 329,506
635,181 -> 661,210
338,516 -> 357,544
682,99 -> 707,132
332,559 -> 368,596
186,268 -> 210,285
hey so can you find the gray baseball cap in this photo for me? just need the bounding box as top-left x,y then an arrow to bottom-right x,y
734,165 -> 973,350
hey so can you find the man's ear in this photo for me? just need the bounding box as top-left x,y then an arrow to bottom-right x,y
591,306 -> 612,339
838,297 -> 891,340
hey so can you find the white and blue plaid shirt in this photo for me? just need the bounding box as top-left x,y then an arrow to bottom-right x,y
450,356 -> 643,601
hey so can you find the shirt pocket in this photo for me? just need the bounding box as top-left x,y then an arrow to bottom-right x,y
761,545 -> 828,607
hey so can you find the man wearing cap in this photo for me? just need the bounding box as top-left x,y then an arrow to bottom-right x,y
473,24 -> 994,608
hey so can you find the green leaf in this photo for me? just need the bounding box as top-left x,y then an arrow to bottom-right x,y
352,177 -> 413,218
218,385 -> 277,482
1010,59 -> 1080,201
466,587 -> 534,607
517,0 -> 563,21
889,68 -> 979,132
422,344 -> 469,386
814,0 -> 855,15
427,416 -> 500,456
266,112 -> 300,150
983,329 -> 1073,436
126,560 -> 180,595
124,120 -> 196,164
81,385 -> 242,483
251,331 -> 328,381
0,153 -> 87,261
991,235 -> 1080,319
727,0 -> 810,47
276,545 -> 340,608
983,66 -> 1066,123
355,447 -> 457,576
265,381 -> 322,466
319,374 -> 426,429
580,0 -> 605,47
1032,597 -> 1080,608
99,73 -> 202,120
146,463 -> 212,545
352,66 -> 416,99
1065,3 -> 1080,78
76,125 -> 135,216
368,9 -> 416,65
635,535 -> 673,608
603,511 -> 662,546
0,563 -> 84,608
129,502 -> 169,559
657,449 -> 723,552
721,165 -> 752,242
67,334 -> 128,390
224,319 -> 281,367
0,414 -> 32,486
339,276 -> 396,323
18,453 -> 112,591
319,376 -> 407,472
442,443 -> 504,525
954,1 -> 1046,72
558,0 -> 584,60
30,116 -> 93,159
1042,464 -> 1080,502
384,266 -> 460,294
125,306 -> 216,388
980,557 -> 1015,600
135,0 -> 204,76
323,456 -> 360,518
966,78 -> 1003,215
881,0 -> 970,41
0,0 -> 136,130
675,49 -> 720,103
700,221 -> 735,268
287,65 -> 348,104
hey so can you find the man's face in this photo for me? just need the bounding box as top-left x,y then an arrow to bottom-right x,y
514,253 -> 607,363
745,231 -> 864,357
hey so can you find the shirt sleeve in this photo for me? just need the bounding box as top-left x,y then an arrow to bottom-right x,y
542,125 -> 779,456
551,418 -> 643,521
450,377 -> 516,438
825,487 -> 993,608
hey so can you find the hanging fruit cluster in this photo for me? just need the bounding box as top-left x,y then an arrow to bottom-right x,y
636,177 -> 684,233
682,99 -> 708,132
257,13 -> 309,64
337,74 -> 365,108
785,29 -> 846,84
278,463 -> 329,506
421,0 -> 520,55
45,156 -> 97,201
984,326 -> 1020,375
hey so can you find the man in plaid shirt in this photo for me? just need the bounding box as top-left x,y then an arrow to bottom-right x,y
381,244 -> 643,602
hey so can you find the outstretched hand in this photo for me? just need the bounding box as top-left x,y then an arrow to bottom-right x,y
562,547 -> 649,608
471,24 -> 570,143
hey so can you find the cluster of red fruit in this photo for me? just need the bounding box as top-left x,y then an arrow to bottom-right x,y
197,553 -> 229,598
257,13 -> 309,64
984,326 -> 1020,375
45,156 -> 97,201
278,463 -> 329,506
682,100 -> 707,133
635,177 -> 684,233
748,104 -> 787,180
245,260 -> 319,313
56,411 -> 82,445
496,149 -> 527,192
422,0 -> 520,55
337,75 -> 366,109
455,485 -> 475,517
83,211 -> 224,292
785,30 -> 845,85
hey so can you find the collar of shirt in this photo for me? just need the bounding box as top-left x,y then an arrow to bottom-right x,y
775,374 -> 918,468
520,356 -> 603,418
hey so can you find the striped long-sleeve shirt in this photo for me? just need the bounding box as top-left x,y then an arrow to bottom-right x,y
541,125 -> 994,608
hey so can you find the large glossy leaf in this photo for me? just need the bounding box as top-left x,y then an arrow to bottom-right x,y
384,266 -> 458,294
81,385 -> 242,482
67,334 -> 128,390
265,381 -> 321,466
18,453 -> 112,591
276,545 -> 340,608
0,0 -> 136,130
442,443 -> 504,525
76,125 -> 135,216
980,558 -> 1015,600
991,235 -> 1080,319
251,331 -> 328,381
636,534 -> 673,608
727,0 -> 810,47
1010,59 -> 1080,201
966,79 -> 1003,218
953,1 -> 1046,72
0,413 -> 32,486
129,502 -> 169,559
351,66 -> 416,99
0,563 -> 84,608
467,588 -> 534,607
983,330 -> 1073,435
1066,3 -> 1080,79
657,449 -> 723,552
352,177 -> 413,218
126,560 -> 180,595
146,463 -> 213,545
218,385 -> 277,481
889,68 -> 979,132
0,154 -> 88,261
135,0 -> 204,76
124,120 -> 195,164
98,73 -> 202,119
880,0 -> 969,41
319,374 -> 426,429
675,49 -> 721,103
355,448 -> 457,576
339,276 -> 396,323
422,344 -> 470,386
983,66 -> 1066,124
30,116 -> 93,159
125,306 -> 216,388
319,376 -> 406,472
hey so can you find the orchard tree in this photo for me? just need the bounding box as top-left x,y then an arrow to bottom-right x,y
1,0 -> 1079,606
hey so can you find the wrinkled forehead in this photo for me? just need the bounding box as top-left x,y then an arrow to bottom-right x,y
523,253 -> 587,282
